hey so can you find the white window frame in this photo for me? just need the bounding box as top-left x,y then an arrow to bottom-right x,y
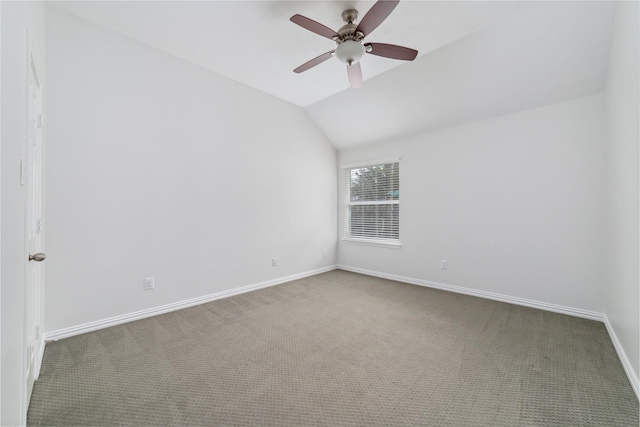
342,158 -> 401,248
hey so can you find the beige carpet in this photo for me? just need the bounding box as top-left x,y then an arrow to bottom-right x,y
28,270 -> 638,426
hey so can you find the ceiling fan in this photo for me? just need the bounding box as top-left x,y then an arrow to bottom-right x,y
290,0 -> 418,89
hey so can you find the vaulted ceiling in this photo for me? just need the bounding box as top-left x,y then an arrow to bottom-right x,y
51,1 -> 616,149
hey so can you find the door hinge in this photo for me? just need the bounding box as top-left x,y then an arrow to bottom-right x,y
36,219 -> 42,233
35,324 -> 41,340
36,113 -> 43,128
20,159 -> 26,186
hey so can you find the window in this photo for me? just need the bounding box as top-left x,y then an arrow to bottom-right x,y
344,160 -> 400,245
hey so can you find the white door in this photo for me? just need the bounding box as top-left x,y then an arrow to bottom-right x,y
24,49 -> 45,409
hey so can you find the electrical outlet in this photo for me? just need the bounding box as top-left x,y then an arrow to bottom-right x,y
440,260 -> 448,270
144,277 -> 155,290
272,258 -> 277,267
322,249 -> 327,257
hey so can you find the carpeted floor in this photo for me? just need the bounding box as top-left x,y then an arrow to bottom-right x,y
28,270 -> 638,426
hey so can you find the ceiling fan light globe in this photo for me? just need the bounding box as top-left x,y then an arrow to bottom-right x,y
335,40 -> 365,65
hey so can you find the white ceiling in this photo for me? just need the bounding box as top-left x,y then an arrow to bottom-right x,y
308,1 -> 617,147
50,1 -> 616,149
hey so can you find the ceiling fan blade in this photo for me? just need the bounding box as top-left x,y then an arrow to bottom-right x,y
347,63 -> 362,89
293,51 -> 334,74
290,14 -> 339,40
356,0 -> 399,36
365,43 -> 418,61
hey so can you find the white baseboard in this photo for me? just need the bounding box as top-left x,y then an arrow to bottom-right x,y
45,265 -> 338,342
603,314 -> 639,400
337,265 -> 603,321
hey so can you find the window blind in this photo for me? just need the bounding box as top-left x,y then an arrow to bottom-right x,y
344,161 -> 399,241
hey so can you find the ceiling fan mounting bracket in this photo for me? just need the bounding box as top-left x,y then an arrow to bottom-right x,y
341,9 -> 358,25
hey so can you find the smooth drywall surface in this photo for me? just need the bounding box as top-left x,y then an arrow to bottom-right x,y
604,1 -> 639,385
45,7 -> 337,332
338,95 -> 605,312
1,2 -> 46,424
307,2 -> 615,149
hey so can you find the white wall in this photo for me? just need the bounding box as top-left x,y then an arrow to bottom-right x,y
604,1 -> 639,391
338,95 -> 605,314
45,7 -> 336,333
1,1 -> 46,424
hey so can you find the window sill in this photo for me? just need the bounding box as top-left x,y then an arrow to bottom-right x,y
342,238 -> 402,249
